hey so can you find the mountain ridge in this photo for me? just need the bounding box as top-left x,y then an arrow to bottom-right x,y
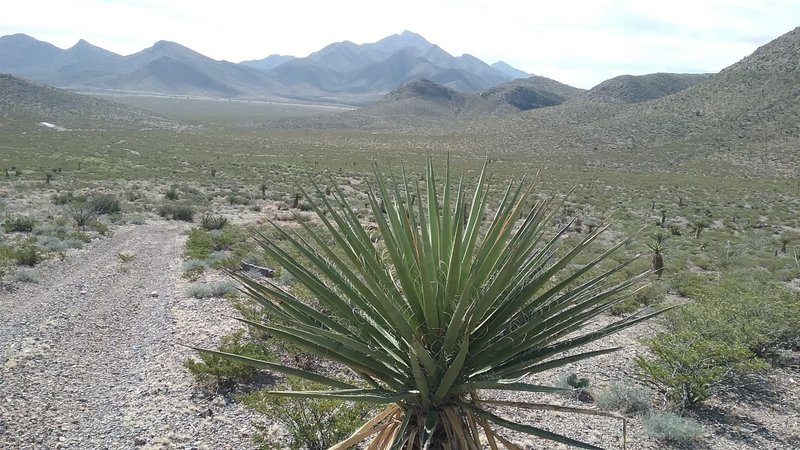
0,31 -> 532,104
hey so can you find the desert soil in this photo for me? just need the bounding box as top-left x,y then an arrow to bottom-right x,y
0,221 -> 259,450
1,220 -> 799,449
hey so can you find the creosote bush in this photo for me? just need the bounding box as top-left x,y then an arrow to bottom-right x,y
3,215 -> 35,233
184,330 -> 274,386
13,244 -> 43,266
637,277 -> 798,408
238,376 -> 376,450
66,203 -> 99,228
157,203 -> 195,222
197,160 -> 663,449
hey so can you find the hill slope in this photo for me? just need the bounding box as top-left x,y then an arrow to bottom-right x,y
0,74 -> 172,127
471,26 -> 800,177
575,73 -> 711,104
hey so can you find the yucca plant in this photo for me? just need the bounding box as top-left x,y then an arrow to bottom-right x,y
198,159 -> 664,449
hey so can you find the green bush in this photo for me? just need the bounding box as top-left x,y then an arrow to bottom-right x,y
157,203 -> 195,222
13,244 -> 43,266
87,194 -> 121,215
238,376 -> 376,450
643,411 -> 704,445
90,220 -> 109,235
200,213 -> 229,231
185,228 -> 216,259
638,330 -> 765,408
210,160 -> 659,448
185,225 -> 246,260
51,191 -> 76,205
637,278 -> 797,407
165,186 -> 179,200
184,330 -> 274,386
595,381 -> 651,414
3,215 -> 35,233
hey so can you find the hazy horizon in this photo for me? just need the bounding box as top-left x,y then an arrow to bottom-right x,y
2,0 -> 798,89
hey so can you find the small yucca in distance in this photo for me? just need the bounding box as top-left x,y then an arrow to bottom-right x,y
200,158 -> 664,449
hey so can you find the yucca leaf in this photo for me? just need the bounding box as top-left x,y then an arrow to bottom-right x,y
217,159 -> 663,449
457,401 -> 605,450
263,388 -> 417,403
189,347 -> 354,389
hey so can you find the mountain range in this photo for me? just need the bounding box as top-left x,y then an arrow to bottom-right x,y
0,31 -> 530,105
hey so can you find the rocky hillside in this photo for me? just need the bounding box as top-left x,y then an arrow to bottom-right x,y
467,26 -> 800,177
361,74 -> 584,121
0,74 -> 172,127
575,73 -> 710,104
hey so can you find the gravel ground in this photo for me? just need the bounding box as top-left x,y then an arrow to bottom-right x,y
0,221 -> 258,450
1,220 -> 798,449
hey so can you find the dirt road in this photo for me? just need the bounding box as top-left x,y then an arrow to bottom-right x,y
0,222 -> 257,449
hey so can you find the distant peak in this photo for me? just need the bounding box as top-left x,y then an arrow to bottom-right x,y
70,38 -> 93,49
153,40 -> 180,47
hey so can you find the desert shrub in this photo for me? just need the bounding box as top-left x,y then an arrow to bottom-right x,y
200,213 -> 228,231
612,281 -> 668,315
157,203 -> 195,222
11,267 -> 40,283
184,280 -> 236,299
89,220 -> 109,235
185,229 -> 215,259
51,191 -> 76,205
38,235 -> 83,252
185,225 -> 247,261
238,376 -> 376,450
227,193 -> 251,206
184,330 -> 274,386
13,244 -> 43,266
34,222 -> 70,239
164,186 -> 179,200
66,203 -> 99,228
69,231 -> 92,243
87,194 -> 120,215
182,259 -> 207,279
595,382 -> 652,414
171,205 -> 195,222
637,278 -> 798,407
3,215 -> 35,233
125,190 -> 144,202
643,411 -> 704,445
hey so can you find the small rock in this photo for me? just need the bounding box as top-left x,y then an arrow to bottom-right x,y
80,290 -> 87,295
150,291 -> 159,298
134,437 -> 147,446
199,408 -> 214,418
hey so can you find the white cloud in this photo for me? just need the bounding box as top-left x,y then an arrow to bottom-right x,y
0,0 -> 797,88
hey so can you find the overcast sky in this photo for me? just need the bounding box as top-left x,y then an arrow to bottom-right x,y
1,0 -> 797,88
